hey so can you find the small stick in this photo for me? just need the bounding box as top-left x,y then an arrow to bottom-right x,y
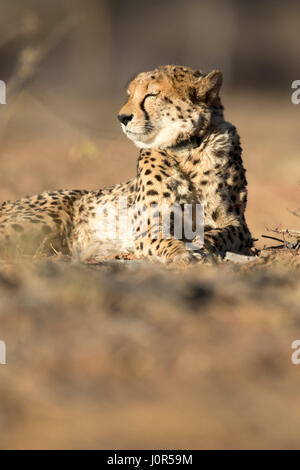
262,234 -> 284,243
50,243 -> 59,256
280,229 -> 300,236
287,208 -> 300,218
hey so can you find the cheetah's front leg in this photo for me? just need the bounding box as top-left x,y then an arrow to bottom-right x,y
131,149 -> 196,264
203,219 -> 253,255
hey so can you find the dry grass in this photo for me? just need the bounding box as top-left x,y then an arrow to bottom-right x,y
0,91 -> 299,449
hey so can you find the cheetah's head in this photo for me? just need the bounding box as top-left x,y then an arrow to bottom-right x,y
118,65 -> 223,150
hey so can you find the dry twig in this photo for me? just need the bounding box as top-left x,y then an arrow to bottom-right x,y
262,225 -> 300,253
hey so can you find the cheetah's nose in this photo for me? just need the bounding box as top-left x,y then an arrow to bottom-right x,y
118,114 -> 133,126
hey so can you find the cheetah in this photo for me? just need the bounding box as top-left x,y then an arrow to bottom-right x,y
0,65 -> 253,263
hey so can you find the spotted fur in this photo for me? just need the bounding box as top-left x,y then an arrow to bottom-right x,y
0,65 -> 253,263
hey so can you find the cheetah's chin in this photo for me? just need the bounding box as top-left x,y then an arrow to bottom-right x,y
124,129 -> 157,148
124,126 -> 186,150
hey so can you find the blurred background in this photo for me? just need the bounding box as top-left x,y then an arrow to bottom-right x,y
0,0 -> 300,450
1,0 -> 299,93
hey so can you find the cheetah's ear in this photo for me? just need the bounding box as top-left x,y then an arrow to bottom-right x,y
196,70 -> 223,104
